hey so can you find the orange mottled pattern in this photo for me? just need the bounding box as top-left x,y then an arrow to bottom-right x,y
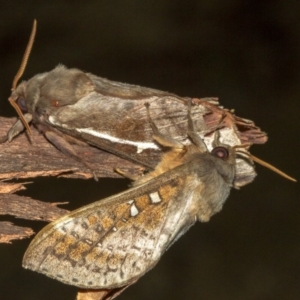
54,235 -> 77,255
87,215 -> 98,225
69,241 -> 91,261
134,195 -> 150,211
159,179 -> 181,201
100,216 -> 114,230
85,247 -> 102,264
113,202 -> 131,218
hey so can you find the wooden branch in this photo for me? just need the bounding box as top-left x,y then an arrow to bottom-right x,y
0,117 -> 141,181
0,222 -> 34,243
0,183 -> 68,242
0,106 -> 267,245
0,192 -> 68,221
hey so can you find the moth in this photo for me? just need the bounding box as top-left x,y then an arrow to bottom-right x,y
3,20 -> 266,186
3,20 -> 193,176
22,103 -> 296,298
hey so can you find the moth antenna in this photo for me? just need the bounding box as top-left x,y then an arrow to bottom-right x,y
248,154 -> 296,182
234,145 -> 296,182
9,19 -> 37,136
12,19 -> 37,90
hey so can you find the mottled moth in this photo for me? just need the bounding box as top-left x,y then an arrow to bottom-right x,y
22,103 -> 295,299
3,20 -> 268,186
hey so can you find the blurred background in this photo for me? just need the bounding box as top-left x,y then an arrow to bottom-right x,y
0,1 -> 299,299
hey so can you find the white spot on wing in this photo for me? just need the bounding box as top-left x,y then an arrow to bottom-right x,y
76,128 -> 159,153
48,116 -> 56,124
48,116 -> 158,153
49,116 -> 70,129
149,192 -> 161,203
130,203 -> 139,217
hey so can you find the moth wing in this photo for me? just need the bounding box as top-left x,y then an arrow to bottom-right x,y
89,73 -> 179,99
48,77 -> 209,168
23,173 -> 198,289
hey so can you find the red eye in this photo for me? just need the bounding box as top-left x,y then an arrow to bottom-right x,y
16,97 -> 27,112
211,147 -> 229,160
51,100 -> 60,107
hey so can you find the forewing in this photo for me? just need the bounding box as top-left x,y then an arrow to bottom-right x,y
23,172 -> 197,289
47,83 -> 259,186
48,90 -> 208,168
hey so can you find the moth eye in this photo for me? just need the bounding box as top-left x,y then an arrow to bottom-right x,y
211,146 -> 229,160
17,97 -> 27,112
51,100 -> 60,107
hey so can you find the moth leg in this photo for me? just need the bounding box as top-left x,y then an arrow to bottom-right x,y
63,134 -> 89,146
44,130 -> 98,181
6,113 -> 33,142
115,167 -> 140,181
187,102 -> 208,152
145,103 -> 183,149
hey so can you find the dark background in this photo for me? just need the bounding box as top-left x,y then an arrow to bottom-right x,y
0,1 -> 299,299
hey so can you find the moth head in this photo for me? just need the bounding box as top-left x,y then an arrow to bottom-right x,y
207,111 -> 296,183
8,19 -> 37,136
205,130 -> 237,185
211,130 -> 236,164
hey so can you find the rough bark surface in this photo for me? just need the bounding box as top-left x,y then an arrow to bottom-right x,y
0,111 -> 267,243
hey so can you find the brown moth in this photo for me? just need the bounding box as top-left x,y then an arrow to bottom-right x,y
3,20 -> 267,186
22,103 -> 295,296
